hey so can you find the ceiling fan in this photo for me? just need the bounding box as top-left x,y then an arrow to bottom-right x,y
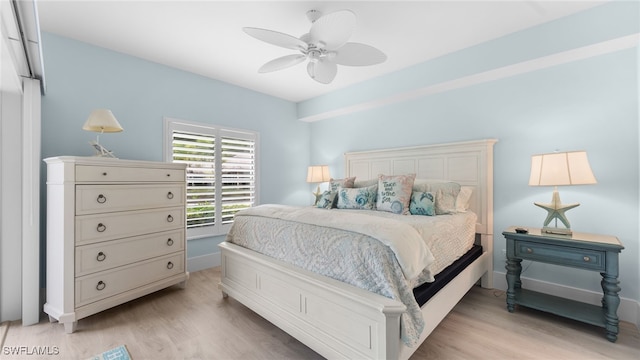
243,9 -> 387,84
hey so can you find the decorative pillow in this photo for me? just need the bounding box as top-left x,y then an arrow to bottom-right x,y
409,191 -> 436,216
316,190 -> 337,209
430,182 -> 461,214
337,185 -> 377,210
376,174 -> 416,215
329,177 -> 355,192
455,186 -> 473,212
353,179 -> 377,188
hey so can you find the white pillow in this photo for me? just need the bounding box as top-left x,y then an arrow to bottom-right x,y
455,186 -> 473,212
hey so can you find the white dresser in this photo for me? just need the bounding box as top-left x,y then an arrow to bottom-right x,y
43,156 -> 189,333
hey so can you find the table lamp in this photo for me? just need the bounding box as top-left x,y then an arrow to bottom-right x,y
306,165 -> 330,205
528,151 -> 597,235
82,109 -> 123,157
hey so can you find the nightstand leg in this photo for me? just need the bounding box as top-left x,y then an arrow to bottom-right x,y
505,258 -> 522,312
600,272 -> 620,342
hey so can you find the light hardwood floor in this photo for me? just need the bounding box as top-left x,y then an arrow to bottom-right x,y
2,267 -> 639,359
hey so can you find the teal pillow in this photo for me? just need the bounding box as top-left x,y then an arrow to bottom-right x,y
413,181 -> 461,215
410,191 -> 436,216
316,190 -> 337,209
337,185 -> 377,210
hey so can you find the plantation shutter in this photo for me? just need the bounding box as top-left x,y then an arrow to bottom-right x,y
220,132 -> 256,226
172,131 -> 216,229
166,118 -> 259,239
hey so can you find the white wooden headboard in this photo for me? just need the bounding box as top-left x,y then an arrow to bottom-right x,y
344,139 -> 497,236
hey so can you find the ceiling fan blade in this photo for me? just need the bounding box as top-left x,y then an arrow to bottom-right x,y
332,42 -> 387,66
258,54 -> 307,73
243,27 -> 307,51
309,10 -> 356,50
307,59 -> 338,84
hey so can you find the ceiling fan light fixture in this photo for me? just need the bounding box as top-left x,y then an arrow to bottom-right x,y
244,9 -> 386,84
306,9 -> 322,23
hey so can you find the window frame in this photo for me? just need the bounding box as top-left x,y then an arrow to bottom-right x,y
164,117 -> 259,239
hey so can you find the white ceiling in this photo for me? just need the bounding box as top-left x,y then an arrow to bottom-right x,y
36,0 -> 607,102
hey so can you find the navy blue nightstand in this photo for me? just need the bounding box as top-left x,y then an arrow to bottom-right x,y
503,226 -> 624,342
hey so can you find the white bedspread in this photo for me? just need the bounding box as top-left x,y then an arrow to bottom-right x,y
226,205 -> 477,346
237,204 -> 435,279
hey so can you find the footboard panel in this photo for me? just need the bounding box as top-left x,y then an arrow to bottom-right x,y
219,242 -> 406,359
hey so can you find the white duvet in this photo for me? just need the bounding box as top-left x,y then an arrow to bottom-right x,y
237,204 -> 435,280
227,204 -> 477,346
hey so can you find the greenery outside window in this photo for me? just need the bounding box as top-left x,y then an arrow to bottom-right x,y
164,118 -> 259,239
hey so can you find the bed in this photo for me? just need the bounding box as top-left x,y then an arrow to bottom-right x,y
218,139 -> 497,359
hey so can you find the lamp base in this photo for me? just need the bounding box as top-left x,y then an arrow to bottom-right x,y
541,226 -> 572,236
534,187 -> 579,237
89,140 -> 117,158
312,185 -> 322,206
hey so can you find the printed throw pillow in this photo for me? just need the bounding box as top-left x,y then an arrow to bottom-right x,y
337,185 -> 377,210
329,177 -> 356,192
316,190 -> 337,209
376,174 -> 416,215
409,191 -> 436,216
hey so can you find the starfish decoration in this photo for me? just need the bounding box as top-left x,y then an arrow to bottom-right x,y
312,185 -> 323,206
534,189 -> 579,229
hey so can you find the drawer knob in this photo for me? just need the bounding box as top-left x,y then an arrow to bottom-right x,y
167,215 -> 174,222
583,256 -> 591,262
96,281 -> 106,291
96,223 -> 107,232
526,248 -> 533,254
166,173 -> 171,177
167,238 -> 174,246
96,194 -> 107,204
167,192 -> 174,199
96,252 -> 106,262
102,172 -> 107,176
167,261 -> 174,270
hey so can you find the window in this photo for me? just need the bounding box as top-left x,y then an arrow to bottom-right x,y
164,118 -> 259,239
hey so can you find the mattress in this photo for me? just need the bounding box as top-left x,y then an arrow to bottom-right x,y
225,204 -> 477,346
413,244 -> 483,307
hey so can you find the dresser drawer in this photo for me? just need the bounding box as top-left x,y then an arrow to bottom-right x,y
515,241 -> 605,271
75,229 -> 185,276
76,165 -> 184,183
75,207 -> 184,245
75,252 -> 185,307
76,184 -> 185,215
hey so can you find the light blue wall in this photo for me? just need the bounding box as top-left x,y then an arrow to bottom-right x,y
306,1 -> 639,302
40,33 -> 311,265
38,1 -> 639,305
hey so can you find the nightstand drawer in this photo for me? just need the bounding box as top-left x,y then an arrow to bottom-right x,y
515,241 -> 605,271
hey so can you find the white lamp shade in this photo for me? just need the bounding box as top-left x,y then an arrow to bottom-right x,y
306,165 -> 331,183
82,109 -> 123,133
529,151 -> 597,186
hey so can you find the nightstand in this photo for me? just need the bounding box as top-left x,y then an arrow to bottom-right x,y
502,227 -> 624,342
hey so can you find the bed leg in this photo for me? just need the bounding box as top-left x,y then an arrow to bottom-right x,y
480,234 -> 494,289
218,282 -> 229,299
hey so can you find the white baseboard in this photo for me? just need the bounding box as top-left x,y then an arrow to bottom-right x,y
187,252 -> 220,273
493,270 -> 640,330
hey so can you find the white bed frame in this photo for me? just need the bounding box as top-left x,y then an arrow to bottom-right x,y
219,139 -> 497,359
